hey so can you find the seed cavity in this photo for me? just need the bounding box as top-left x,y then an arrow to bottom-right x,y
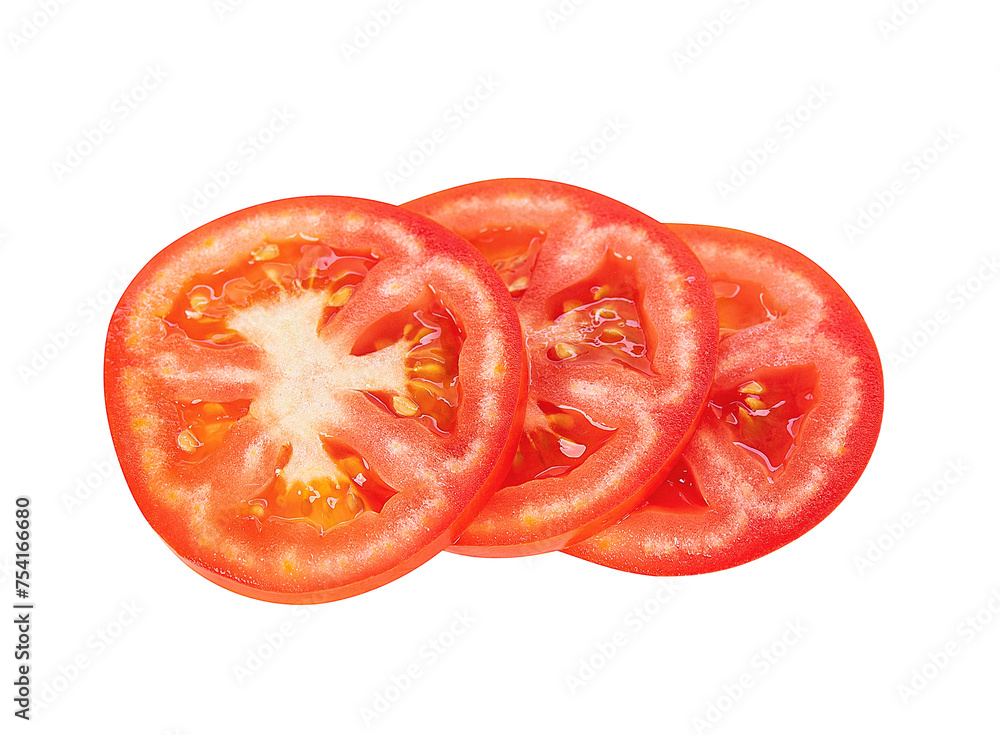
352,287 -> 464,435
641,455 -> 710,514
503,401 -> 617,488
542,249 -> 656,376
458,224 -> 547,299
173,399 -> 252,462
710,364 -> 821,482
712,276 -> 786,337
241,438 -> 398,535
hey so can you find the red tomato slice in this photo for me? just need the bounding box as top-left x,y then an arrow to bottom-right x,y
105,197 -> 527,603
405,180 -> 718,556
567,225 -> 884,575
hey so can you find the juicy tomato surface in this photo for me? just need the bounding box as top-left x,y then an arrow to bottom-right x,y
567,225 -> 884,575
105,197 -> 527,603
405,180 -> 718,556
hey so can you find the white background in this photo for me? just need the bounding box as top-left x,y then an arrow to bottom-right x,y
2,0 -> 998,732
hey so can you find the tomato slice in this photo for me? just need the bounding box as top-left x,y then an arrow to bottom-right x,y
566,225 -> 884,575
105,197 -> 527,603
404,180 -> 718,556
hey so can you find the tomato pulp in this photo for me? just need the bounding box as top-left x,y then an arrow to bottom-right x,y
105,197 -> 527,602
567,225 -> 884,575
405,180 -> 718,556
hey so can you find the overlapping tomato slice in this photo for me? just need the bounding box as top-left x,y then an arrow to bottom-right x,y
405,180 -> 719,556
105,197 -> 526,603
567,225 -> 884,575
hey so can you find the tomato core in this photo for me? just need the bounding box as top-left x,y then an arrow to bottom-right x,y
164,236 -> 378,347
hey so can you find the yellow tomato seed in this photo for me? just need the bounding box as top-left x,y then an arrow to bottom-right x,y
177,429 -> 200,453
553,343 -> 578,360
393,395 -> 420,417
252,243 -> 280,261
346,492 -> 363,514
328,286 -> 353,307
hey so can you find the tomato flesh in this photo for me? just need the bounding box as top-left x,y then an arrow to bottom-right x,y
106,197 -> 527,602
566,224 -> 884,575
